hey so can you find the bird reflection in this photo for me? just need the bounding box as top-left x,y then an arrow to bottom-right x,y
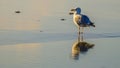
72,33 -> 95,60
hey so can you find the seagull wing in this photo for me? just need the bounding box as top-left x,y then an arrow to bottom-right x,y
81,15 -> 91,24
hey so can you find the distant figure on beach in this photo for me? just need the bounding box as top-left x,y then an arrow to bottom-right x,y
15,11 -> 21,13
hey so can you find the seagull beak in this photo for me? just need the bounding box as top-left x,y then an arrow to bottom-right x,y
69,12 -> 74,15
71,9 -> 76,11
69,9 -> 76,15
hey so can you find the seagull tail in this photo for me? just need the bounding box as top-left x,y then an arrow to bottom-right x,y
90,22 -> 95,27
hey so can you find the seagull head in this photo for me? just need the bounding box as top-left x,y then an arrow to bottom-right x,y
69,7 -> 81,15
75,7 -> 81,14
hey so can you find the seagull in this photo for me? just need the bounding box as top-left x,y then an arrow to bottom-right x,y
69,7 -> 95,41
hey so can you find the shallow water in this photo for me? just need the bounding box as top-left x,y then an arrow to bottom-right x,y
0,0 -> 120,68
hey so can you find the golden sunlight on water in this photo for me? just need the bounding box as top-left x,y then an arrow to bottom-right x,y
0,43 -> 41,51
0,0 -> 67,31
15,43 -> 41,50
0,21 -> 40,30
0,43 -> 42,65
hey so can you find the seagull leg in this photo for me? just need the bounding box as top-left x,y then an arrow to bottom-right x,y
78,26 -> 80,35
81,27 -> 84,42
78,26 -> 80,42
